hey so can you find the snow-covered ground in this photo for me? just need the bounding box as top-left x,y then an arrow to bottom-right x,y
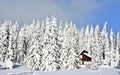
0,64 -> 120,75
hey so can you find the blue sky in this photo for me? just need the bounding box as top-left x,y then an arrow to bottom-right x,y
0,0 -> 120,34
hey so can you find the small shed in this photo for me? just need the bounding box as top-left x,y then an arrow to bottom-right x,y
80,50 -> 92,65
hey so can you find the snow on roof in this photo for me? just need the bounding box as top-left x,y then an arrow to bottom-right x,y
80,50 -> 88,55
80,55 -> 82,59
83,53 -> 92,58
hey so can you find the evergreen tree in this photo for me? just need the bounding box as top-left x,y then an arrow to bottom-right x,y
0,20 -> 14,68
79,27 -> 85,53
61,22 -> 69,69
115,32 -> 120,67
17,24 -> 28,63
110,29 -> 116,66
101,22 -> 110,65
84,25 -> 90,53
24,21 -> 43,70
41,16 -> 62,71
8,21 -> 19,62
92,25 -> 102,65
89,25 -> 94,55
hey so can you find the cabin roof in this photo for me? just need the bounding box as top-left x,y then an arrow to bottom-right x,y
80,50 -> 88,55
80,50 -> 92,58
83,53 -> 92,58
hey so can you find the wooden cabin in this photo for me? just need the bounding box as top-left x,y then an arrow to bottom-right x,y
80,50 -> 92,65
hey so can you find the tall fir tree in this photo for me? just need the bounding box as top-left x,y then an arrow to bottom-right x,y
115,32 -> 120,67
0,20 -> 14,68
92,25 -> 102,64
41,16 -> 62,71
89,25 -> 94,55
17,24 -> 29,63
24,21 -> 43,70
101,22 -> 110,65
110,29 -> 115,66
8,21 -> 19,62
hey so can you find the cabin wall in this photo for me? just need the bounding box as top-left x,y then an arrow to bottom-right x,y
81,54 -> 91,65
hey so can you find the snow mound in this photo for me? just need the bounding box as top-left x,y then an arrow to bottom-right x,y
7,71 -> 33,75
2,59 -> 14,69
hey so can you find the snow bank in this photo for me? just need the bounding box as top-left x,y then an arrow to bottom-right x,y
0,64 -> 120,75
84,62 -> 98,70
2,59 -> 14,69
7,71 -> 33,75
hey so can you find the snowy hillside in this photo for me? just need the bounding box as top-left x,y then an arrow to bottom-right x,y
0,64 -> 120,75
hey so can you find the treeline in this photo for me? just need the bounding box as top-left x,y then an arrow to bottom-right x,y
0,16 -> 120,71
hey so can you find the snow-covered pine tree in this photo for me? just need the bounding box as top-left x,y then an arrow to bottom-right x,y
101,22 -> 110,65
64,22 -> 75,69
62,22 -> 81,70
92,25 -> 102,65
110,29 -> 116,66
84,25 -> 90,53
17,24 -> 29,63
114,32 -> 120,67
71,24 -> 81,69
61,22 -> 69,69
0,25 -> 2,64
79,27 -> 85,53
40,16 -> 51,71
0,20 -> 14,68
89,25 -> 94,55
101,22 -> 107,60
41,16 -> 62,71
18,20 -> 36,63
8,21 -> 19,62
24,20 -> 43,70
0,21 -> 10,64
104,33 -> 110,65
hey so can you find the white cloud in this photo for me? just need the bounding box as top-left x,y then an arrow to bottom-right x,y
0,0 -> 119,24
